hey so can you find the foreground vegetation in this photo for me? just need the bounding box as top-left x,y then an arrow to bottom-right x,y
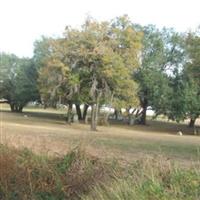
0,144 -> 199,200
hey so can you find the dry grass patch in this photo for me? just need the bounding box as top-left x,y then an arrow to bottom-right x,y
0,145 -> 109,200
0,144 -> 199,200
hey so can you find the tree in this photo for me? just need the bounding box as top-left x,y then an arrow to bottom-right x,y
133,25 -> 166,124
68,16 -> 141,130
135,68 -> 171,124
184,77 -> 200,128
0,53 -> 18,100
36,37 -> 80,122
158,30 -> 200,129
133,25 -> 186,125
36,16 -> 141,130
184,31 -> 200,127
164,68 -> 200,129
33,36 -> 54,69
166,71 -> 187,122
0,53 -> 39,112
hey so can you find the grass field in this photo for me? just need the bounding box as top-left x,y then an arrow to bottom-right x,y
1,104 -> 200,199
1,104 -> 200,166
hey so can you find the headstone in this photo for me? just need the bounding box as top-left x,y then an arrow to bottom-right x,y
85,115 -> 88,124
129,118 -> 135,125
194,128 -> 199,135
177,131 -> 183,136
73,114 -> 79,123
118,115 -> 123,120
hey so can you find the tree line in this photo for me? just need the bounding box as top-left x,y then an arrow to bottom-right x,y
0,16 -> 200,131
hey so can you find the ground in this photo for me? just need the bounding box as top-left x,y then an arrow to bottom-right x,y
0,104 -> 200,167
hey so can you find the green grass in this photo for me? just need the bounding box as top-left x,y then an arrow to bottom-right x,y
94,136 -> 200,160
82,171 -> 200,200
0,145 -> 199,200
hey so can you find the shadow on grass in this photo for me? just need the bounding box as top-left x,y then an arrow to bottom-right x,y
1,107 -> 199,135
110,119 -> 199,135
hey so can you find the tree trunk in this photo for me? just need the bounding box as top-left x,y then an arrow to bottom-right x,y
189,118 -> 196,128
91,104 -> 96,131
10,103 -> 23,113
126,107 -> 132,125
10,103 -> 15,112
43,103 -> 47,109
18,105 -> 23,113
139,98 -> 148,125
67,102 -> 73,124
140,106 -> 147,125
83,104 -> 89,121
75,104 -> 82,120
91,104 -> 99,131
114,109 -> 119,120
95,102 -> 99,126
52,102 -> 57,109
103,113 -> 109,125
18,104 -> 24,112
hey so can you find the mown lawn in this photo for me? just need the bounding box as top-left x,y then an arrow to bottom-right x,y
0,105 -> 200,166
1,105 -> 200,199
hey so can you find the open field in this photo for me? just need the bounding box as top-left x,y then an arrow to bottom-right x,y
1,105 -> 200,167
0,107 -> 200,199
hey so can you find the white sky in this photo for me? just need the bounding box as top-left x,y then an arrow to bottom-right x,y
0,0 -> 200,57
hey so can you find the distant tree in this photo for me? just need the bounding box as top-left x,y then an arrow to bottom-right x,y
133,25 -> 166,124
33,36 -> 54,68
166,71 -> 187,122
66,16 -> 141,130
165,69 -> 200,129
133,26 -> 186,125
40,62 -> 79,122
134,67 -> 171,124
0,53 -> 18,101
184,31 -> 200,127
0,53 -> 39,112
36,16 -> 141,130
184,76 -> 200,128
159,30 -> 200,129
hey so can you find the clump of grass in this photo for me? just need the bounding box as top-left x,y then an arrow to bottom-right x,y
0,144 -> 199,200
82,158 -> 200,200
0,145 -> 107,200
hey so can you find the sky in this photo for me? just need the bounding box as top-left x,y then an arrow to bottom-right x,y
0,0 -> 200,58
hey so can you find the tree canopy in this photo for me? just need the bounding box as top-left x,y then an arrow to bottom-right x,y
36,16 -> 142,130
1,15 -> 200,131
0,53 -> 39,112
